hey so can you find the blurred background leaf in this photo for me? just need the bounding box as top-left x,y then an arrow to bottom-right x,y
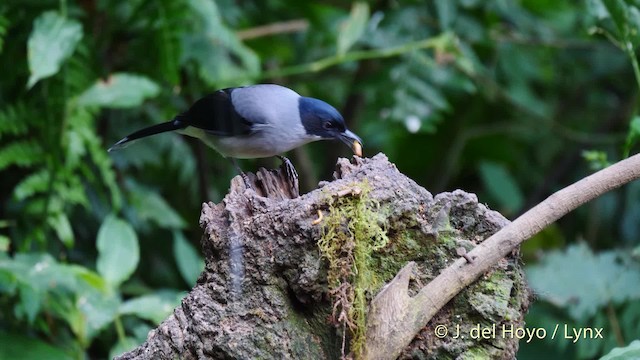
601,340 -> 640,360
527,243 -> 640,321
77,74 -> 160,109
0,332 -> 73,360
27,11 -> 83,88
337,2 -> 369,56
96,215 -> 139,287
173,230 -> 204,285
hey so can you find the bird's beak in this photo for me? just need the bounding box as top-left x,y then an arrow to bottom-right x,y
339,130 -> 363,157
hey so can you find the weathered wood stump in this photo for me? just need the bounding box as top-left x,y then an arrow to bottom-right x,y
116,154 -> 529,360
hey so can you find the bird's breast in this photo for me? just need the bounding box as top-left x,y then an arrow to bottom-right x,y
210,131 -> 318,159
179,125 -> 319,159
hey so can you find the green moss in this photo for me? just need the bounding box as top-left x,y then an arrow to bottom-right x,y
459,347 -> 490,359
438,231 -> 457,248
373,230 -> 425,283
317,180 -> 389,358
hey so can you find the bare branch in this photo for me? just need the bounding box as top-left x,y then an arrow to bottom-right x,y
236,19 -> 309,40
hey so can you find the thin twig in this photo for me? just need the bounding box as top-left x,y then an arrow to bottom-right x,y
237,19 -> 309,40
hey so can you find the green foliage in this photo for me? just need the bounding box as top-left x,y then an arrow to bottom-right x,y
119,291 -> 183,324
77,74 -> 160,109
0,234 -> 178,357
601,340 -> 640,360
173,231 -> 204,285
582,150 -> 612,171
0,140 -> 44,171
0,332 -> 73,360
624,116 -> 640,157
27,11 -> 83,88
526,244 -> 640,358
337,2 -> 369,56
183,0 -> 260,85
96,215 -> 139,287
527,243 -> 640,321
0,103 -> 30,139
478,160 -> 524,215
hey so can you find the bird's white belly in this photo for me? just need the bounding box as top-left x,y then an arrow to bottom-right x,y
178,126 -> 317,159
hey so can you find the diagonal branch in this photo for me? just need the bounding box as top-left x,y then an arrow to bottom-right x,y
363,152 -> 640,360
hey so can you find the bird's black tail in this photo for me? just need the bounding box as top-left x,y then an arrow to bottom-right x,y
108,118 -> 186,152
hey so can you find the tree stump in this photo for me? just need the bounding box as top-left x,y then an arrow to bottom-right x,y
116,153 -> 529,360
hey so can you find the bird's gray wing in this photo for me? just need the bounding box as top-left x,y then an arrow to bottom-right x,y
180,88 -> 260,136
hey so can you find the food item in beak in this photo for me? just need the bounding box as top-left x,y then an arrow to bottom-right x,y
353,140 -> 363,157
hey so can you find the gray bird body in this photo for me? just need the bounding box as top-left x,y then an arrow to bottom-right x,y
108,84 -> 362,165
177,85 -> 318,158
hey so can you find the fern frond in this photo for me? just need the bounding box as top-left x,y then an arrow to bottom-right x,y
388,52 -> 452,132
0,140 -> 45,171
54,169 -> 89,208
0,103 -> 30,139
154,0 -> 188,84
65,43 -> 96,96
13,169 -> 50,201
67,107 -> 122,210
87,133 -> 122,210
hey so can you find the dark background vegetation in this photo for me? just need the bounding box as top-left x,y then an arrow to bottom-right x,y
1,0 -> 640,358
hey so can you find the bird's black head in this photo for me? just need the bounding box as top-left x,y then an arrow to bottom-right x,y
298,97 -> 363,155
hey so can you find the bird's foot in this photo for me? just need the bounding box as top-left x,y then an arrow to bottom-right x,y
277,156 -> 299,184
240,172 -> 252,189
230,158 -> 253,189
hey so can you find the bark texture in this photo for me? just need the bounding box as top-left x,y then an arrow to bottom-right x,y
116,154 -> 529,360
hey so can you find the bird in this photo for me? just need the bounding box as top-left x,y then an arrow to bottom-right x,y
108,84 -> 363,182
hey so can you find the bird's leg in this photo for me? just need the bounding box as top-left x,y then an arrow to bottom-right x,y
230,158 -> 252,188
277,155 -> 299,184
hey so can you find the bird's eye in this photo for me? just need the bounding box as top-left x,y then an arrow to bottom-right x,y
323,122 -> 333,130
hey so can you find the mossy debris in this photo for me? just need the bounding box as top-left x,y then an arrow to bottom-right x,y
317,180 -> 388,358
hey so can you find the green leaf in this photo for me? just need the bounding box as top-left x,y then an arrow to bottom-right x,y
602,0 -> 625,28
527,243 -> 640,321
74,286 -> 120,341
48,213 -> 74,248
109,337 -> 140,360
96,215 -> 139,287
0,140 -> 44,171
478,161 -> 524,214
27,11 -> 83,88
17,283 -> 40,324
119,291 -> 181,324
13,169 -> 50,201
435,0 -> 457,30
624,116 -> 640,157
0,266 -> 17,293
601,340 -> 640,360
0,102 -> 30,139
582,150 -> 611,170
68,264 -> 109,292
129,186 -> 185,229
183,0 -> 260,85
337,2 -> 369,56
587,0 -> 609,20
77,73 -> 160,109
173,231 -> 204,285
0,332 -> 73,360
0,235 -> 9,253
